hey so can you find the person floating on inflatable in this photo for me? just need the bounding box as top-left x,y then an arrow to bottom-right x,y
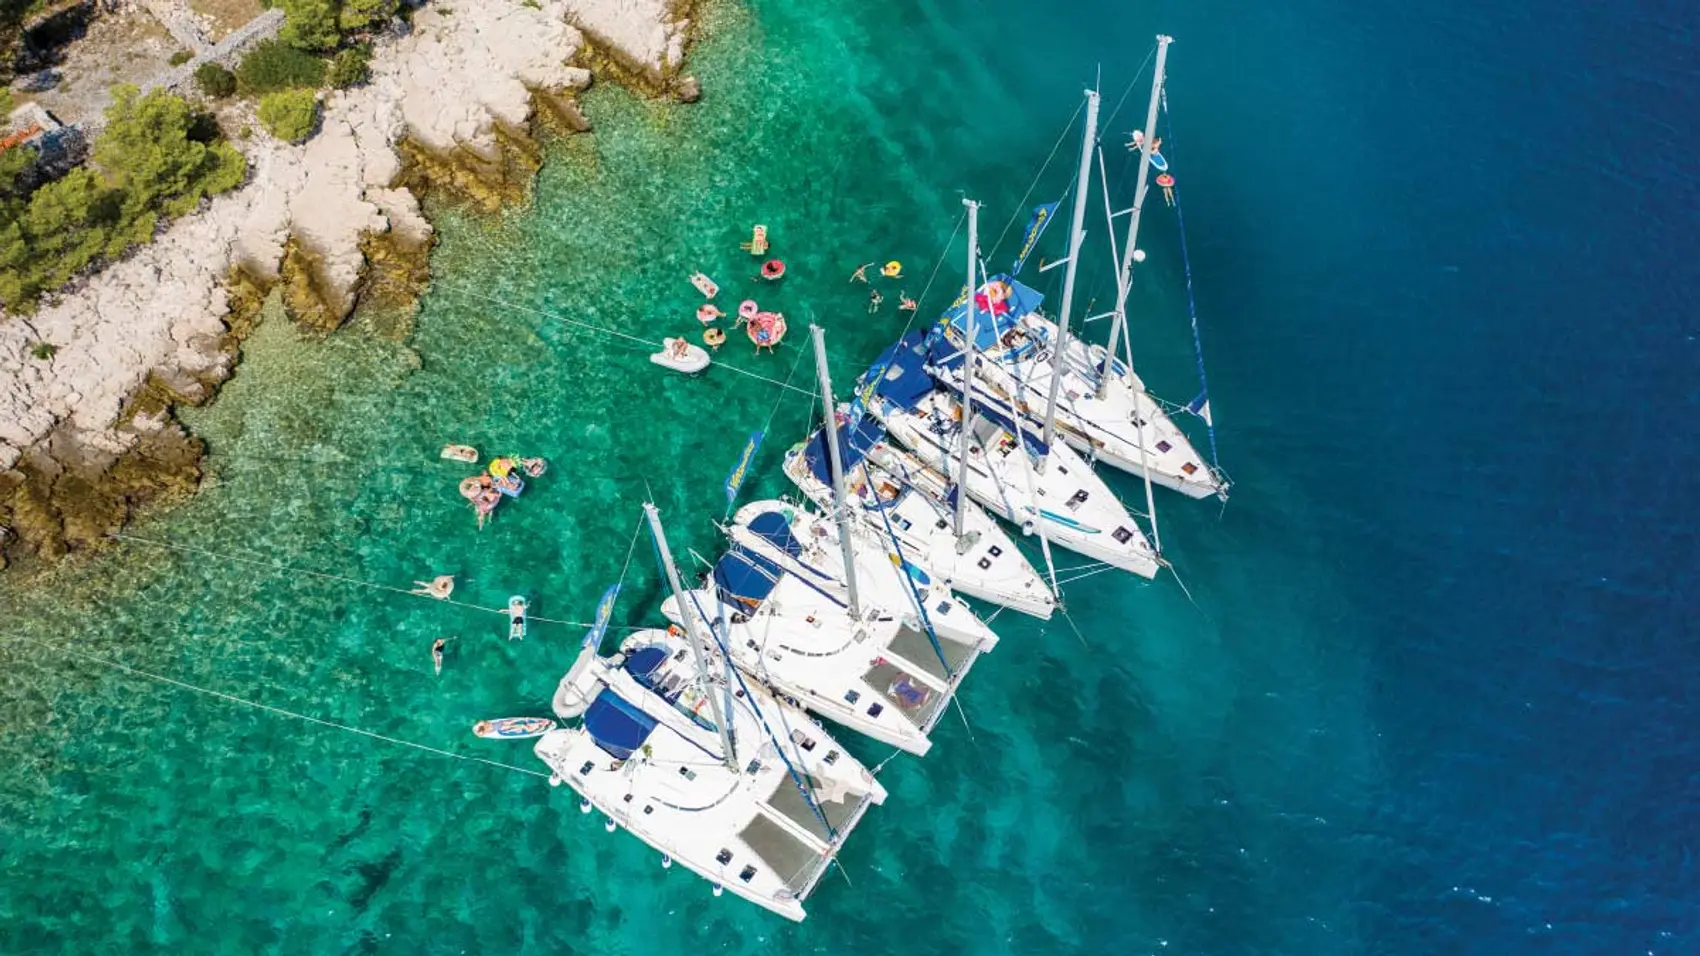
881,260 -> 903,279
412,575 -> 456,600
704,327 -> 726,349
1156,173 -> 1176,206
898,291 -> 917,312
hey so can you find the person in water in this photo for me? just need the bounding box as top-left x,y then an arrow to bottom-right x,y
849,262 -> 874,283
898,291 -> 918,312
868,289 -> 884,313
412,575 -> 455,599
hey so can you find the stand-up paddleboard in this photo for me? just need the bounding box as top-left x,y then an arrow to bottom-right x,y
508,595 -> 528,641
1148,150 -> 1169,172
473,717 -> 555,739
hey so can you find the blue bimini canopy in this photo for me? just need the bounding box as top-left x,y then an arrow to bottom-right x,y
746,507 -> 804,558
584,689 -> 658,760
712,546 -> 785,609
621,644 -> 670,684
939,274 -> 1045,351
801,413 -> 887,485
859,332 -> 937,411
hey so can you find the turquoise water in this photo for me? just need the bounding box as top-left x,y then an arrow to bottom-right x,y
4,0 -> 1694,953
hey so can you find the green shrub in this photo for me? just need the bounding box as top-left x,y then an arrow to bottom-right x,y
0,86 -> 247,310
280,0 -> 341,51
339,0 -> 397,31
168,49 -> 192,67
235,39 -> 326,94
30,341 -> 56,360
327,44 -> 371,89
193,62 -> 237,98
258,89 -> 320,144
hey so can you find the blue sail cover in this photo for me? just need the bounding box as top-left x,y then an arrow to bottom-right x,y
801,414 -> 887,485
858,331 -> 938,412
746,508 -> 804,558
712,546 -> 785,608
584,689 -> 658,759
939,274 -> 1046,351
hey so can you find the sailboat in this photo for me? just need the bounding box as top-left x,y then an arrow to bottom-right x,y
663,326 -> 995,755
725,499 -> 1002,650
781,411 -> 1057,619
536,505 -> 885,922
863,198 -> 1160,580
949,38 -> 1227,501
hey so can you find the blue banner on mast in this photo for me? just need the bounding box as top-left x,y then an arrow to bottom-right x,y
584,583 -> 620,649
1010,201 -> 1060,275
723,432 -> 764,509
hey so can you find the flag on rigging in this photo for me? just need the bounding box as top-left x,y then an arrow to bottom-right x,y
1185,392 -> 1213,427
583,582 -> 620,649
723,432 -> 764,509
1010,201 -> 1060,275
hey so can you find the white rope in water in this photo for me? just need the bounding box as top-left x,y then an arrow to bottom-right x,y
7,634 -> 551,780
110,532 -> 600,628
441,284 -> 817,397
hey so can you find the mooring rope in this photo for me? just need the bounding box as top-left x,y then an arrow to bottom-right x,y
6,634 -> 551,779
109,532 -> 603,629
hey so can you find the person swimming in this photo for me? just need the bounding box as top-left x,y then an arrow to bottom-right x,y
898,291 -> 918,312
431,637 -> 448,675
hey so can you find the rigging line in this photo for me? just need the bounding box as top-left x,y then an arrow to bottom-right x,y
870,747 -> 904,775
1056,564 -> 1120,587
7,634 -> 551,779
1057,605 -> 1092,648
1158,94 -> 1225,476
951,694 -> 977,746
110,532 -> 601,628
986,97 -> 1085,262
1098,45 -> 1158,140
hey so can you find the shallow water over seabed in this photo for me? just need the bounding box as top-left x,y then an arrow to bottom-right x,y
2,1 -> 1693,954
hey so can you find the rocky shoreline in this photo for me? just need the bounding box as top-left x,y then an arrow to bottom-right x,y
0,0 -> 700,574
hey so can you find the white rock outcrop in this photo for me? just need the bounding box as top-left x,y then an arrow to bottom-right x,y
0,0 -> 667,475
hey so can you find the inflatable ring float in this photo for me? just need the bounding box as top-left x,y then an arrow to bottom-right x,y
738,299 -> 759,320
881,260 -> 902,277
761,259 -> 786,281
1155,173 -> 1175,188
703,327 -> 726,347
696,303 -> 723,324
459,477 -> 483,500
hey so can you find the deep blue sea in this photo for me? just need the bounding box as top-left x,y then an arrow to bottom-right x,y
1,1 -> 1695,953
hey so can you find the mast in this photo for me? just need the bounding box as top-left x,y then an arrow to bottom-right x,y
954,197 -> 980,540
1099,33 -> 1171,399
642,502 -> 736,769
1041,87 -> 1101,458
809,324 -> 862,619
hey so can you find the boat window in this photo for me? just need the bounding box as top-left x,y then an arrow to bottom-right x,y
1070,489 -> 1089,504
988,545 -> 1002,557
1112,527 -> 1133,544
679,766 -> 697,781
716,849 -> 733,865
739,865 -> 758,883
934,519 -> 949,530
578,760 -> 595,776
1156,440 -> 1173,453
623,793 -> 634,803
673,649 -> 687,661
894,516 -> 912,531
824,749 -> 841,765
643,805 -> 655,815
789,729 -> 817,751
745,759 -> 763,775
977,557 -> 992,570
934,601 -> 952,615
1181,462 -> 1198,475
1057,464 -> 1069,475
843,689 -> 861,704
867,702 -> 885,718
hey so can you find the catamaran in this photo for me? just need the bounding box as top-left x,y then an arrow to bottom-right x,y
725,499 -> 1002,650
536,506 -> 885,922
781,414 -> 1056,619
867,200 -> 1158,580
946,39 -> 1227,501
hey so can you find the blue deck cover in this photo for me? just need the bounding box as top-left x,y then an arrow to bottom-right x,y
746,508 -> 804,558
584,689 -> 659,759
802,413 -> 887,485
859,331 -> 938,411
621,644 -> 669,684
712,546 -> 785,608
939,274 -> 1045,351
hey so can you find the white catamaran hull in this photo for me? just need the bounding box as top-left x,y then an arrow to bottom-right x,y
781,441 -> 1056,618
871,391 -> 1160,579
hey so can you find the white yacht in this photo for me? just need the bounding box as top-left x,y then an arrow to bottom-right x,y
935,274 -> 1226,499
661,539 -> 991,755
726,498 -> 1004,649
537,626 -> 885,922
781,413 -> 1056,619
861,331 -> 1161,579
